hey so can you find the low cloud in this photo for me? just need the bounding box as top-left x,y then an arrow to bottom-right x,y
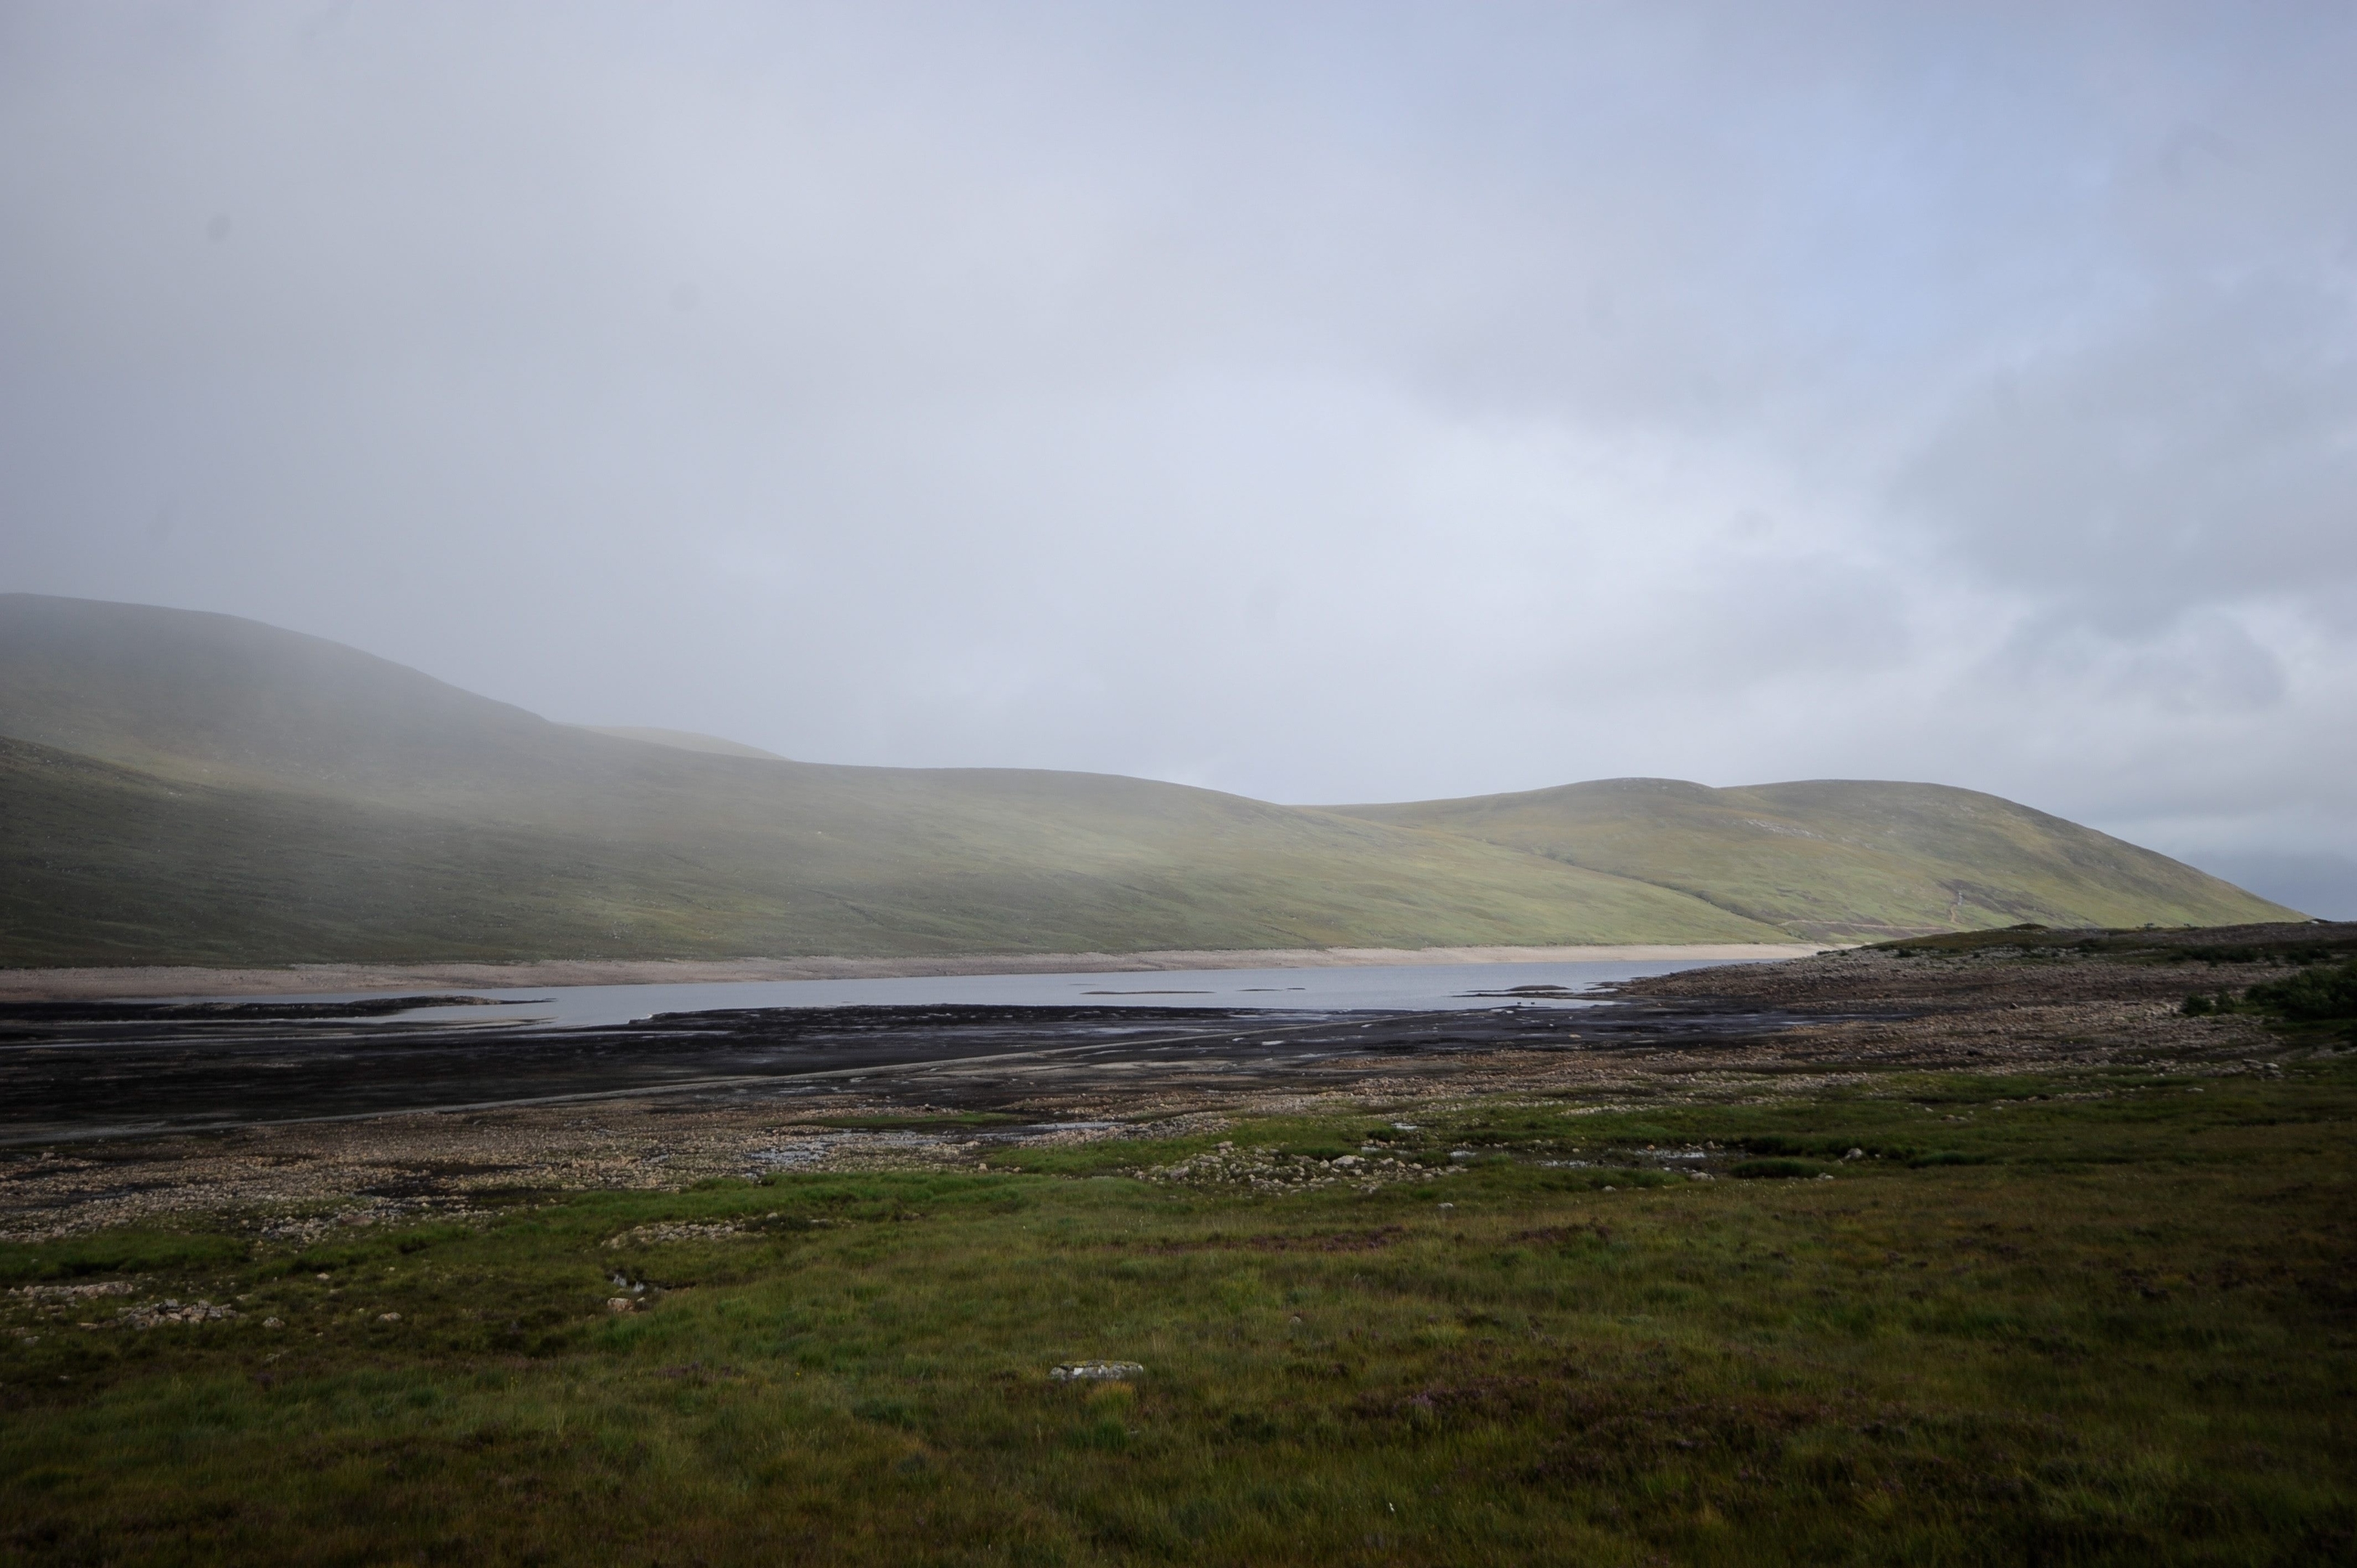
1,1 -> 2353,912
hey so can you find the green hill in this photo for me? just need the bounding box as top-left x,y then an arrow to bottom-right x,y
576,727 -> 790,760
0,596 -> 1778,965
0,595 -> 2299,967
1331,777 -> 2297,940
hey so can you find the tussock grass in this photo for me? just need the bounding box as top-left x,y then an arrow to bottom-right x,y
4,1059 -> 2354,1563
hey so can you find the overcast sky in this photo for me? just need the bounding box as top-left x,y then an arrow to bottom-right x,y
3,1 -> 2353,914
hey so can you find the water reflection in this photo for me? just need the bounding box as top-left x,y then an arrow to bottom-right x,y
181,957 -> 1734,1032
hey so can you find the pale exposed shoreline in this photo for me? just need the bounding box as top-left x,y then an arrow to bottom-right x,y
0,943 -> 1828,1002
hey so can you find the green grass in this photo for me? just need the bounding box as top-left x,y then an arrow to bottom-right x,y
0,730 -> 1777,965
7,1058 -> 2353,1563
1335,780 -> 2299,942
0,1230 -> 250,1286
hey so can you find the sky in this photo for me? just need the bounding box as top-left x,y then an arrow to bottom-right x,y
1,1 -> 2353,915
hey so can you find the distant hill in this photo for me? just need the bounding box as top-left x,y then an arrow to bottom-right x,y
1330,777 -> 2294,940
0,595 -> 1780,965
576,727 -> 789,761
0,595 -> 2300,966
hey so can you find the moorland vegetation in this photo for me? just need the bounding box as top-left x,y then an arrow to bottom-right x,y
4,1031 -> 2350,1562
5,921 -> 2354,1563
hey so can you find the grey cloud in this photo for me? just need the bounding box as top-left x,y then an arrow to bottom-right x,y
1894,279 -> 2357,630
1,1 -> 2355,915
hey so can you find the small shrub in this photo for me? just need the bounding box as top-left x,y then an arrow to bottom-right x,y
1741,1135 -> 1914,1161
1730,1158 -> 1825,1181
2245,960 -> 2357,1023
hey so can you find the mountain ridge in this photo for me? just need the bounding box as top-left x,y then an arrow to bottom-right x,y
1330,775 -> 2284,939
0,594 -> 2302,966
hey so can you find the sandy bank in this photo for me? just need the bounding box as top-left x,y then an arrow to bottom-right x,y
0,943 -> 1828,1002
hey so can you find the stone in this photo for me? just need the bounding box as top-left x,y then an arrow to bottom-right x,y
607,1297 -> 636,1313
1051,1360 -> 1142,1381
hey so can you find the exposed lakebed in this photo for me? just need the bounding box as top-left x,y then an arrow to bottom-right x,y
0,960 -> 1774,1142
156,957 -> 1730,1028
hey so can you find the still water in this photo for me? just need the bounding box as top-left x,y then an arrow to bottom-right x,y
221,957 -> 1736,1031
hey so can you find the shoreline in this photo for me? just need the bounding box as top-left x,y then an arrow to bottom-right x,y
0,942 -> 1828,1002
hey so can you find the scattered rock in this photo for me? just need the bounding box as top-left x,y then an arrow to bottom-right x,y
8,1280 -> 134,1304
604,1220 -> 741,1249
1051,1360 -> 1142,1381
607,1297 -> 637,1313
118,1298 -> 237,1329
1142,1144 -> 1440,1193
263,1318 -> 284,1329
378,1312 -> 401,1323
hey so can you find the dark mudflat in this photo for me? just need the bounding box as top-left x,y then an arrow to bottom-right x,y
0,997 -> 1810,1144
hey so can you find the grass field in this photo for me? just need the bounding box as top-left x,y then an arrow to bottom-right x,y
7,1051 -> 2352,1564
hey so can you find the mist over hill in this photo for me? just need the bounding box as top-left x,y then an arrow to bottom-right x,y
0,595 -> 2300,968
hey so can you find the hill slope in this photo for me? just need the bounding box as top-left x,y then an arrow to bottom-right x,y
0,596 -> 1778,965
576,726 -> 790,760
1331,777 -> 2297,939
0,595 -> 2297,965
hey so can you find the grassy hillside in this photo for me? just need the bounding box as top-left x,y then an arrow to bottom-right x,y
1333,777 -> 2299,939
0,733 -> 1778,966
0,595 -> 2296,965
0,598 -> 1776,965
576,726 -> 790,760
